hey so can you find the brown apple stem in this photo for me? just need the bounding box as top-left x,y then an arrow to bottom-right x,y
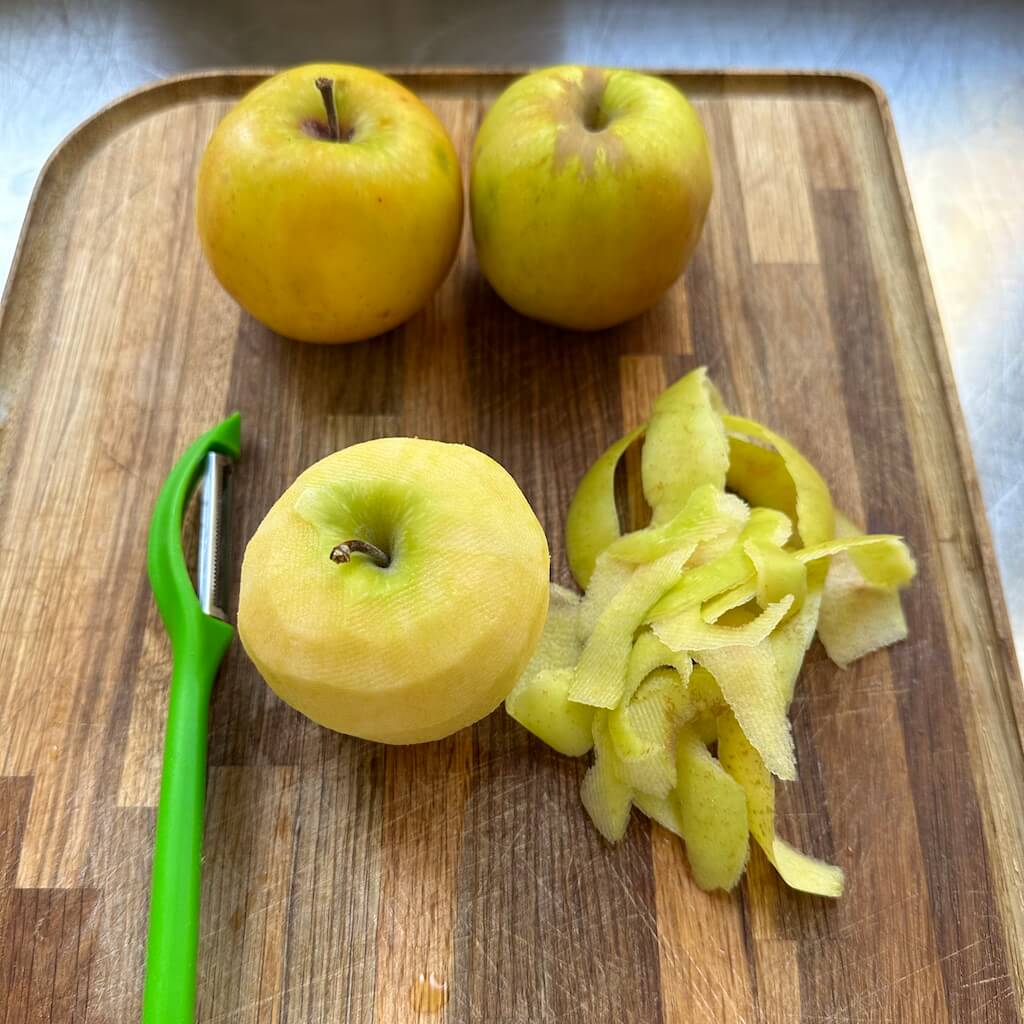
330,539 -> 391,568
315,76 -> 341,141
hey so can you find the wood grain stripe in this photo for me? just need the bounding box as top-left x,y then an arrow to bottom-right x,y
197,767 -> 298,1023
651,826 -> 758,1024
728,95 -> 819,265
367,98 -> 479,1024
116,599 -> 176,808
278,723 -> 384,1024
813,185 -> 1016,1021
794,95 -> 854,190
2,887 -> 99,1024
373,737 -> 472,1024
83,807 -> 154,1022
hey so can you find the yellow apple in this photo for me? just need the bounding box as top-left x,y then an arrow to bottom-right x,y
237,437 -> 550,744
197,64 -> 463,343
471,66 -> 712,330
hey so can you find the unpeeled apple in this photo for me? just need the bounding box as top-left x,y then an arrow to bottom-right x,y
238,438 -> 550,744
197,64 -> 463,343
471,66 -> 712,330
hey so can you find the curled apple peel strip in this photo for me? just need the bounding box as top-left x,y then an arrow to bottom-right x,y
651,594 -> 795,653
506,367 -> 914,898
648,505 -> 791,624
580,711 -> 634,843
571,545 -> 695,709
505,585 -> 594,756
675,723 -> 750,892
609,665 -> 690,797
723,414 -> 835,549
815,514 -> 911,669
565,425 -> 645,589
642,368 -> 730,526
695,642 -> 796,782
718,709 -> 844,897
608,484 -> 747,564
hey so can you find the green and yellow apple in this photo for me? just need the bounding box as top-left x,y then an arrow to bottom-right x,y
471,66 -> 712,330
197,64 -> 463,343
237,437 -> 550,744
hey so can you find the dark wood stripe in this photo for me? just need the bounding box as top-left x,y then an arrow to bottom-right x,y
813,185 -> 1016,1022
687,98 -> 763,414
1,887 -> 99,1024
464,269 -> 623,589
456,716 -> 664,1024
0,777 -> 34,1017
279,723 -> 384,1024
458,268 -> 664,1024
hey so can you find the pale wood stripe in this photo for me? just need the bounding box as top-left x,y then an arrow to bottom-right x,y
373,737 -> 472,1024
728,94 -> 819,265
651,827 -> 759,1024
117,599 -> 174,808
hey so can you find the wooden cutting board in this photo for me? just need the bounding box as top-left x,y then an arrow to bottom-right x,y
1,69 -> 1022,1023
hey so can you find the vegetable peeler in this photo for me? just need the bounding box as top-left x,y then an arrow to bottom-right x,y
142,414 -> 241,1024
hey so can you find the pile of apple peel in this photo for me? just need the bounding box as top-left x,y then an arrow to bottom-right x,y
505,368 -> 916,896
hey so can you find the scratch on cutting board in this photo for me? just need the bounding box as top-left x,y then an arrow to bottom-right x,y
833,939 -> 985,1020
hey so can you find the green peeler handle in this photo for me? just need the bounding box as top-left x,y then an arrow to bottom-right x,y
142,414 -> 240,1024
142,636 -> 231,1024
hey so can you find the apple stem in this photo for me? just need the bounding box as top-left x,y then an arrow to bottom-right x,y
315,76 -> 341,142
330,539 -> 391,568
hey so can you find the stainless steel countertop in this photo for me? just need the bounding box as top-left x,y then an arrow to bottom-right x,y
2,0 -> 1021,661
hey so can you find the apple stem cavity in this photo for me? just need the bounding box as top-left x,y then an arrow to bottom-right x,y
315,76 -> 342,142
330,539 -> 391,569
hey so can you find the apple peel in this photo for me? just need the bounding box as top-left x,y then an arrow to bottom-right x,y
625,630 -> 689,697
566,425 -> 645,588
572,546 -> 694,709
726,436 -> 798,523
649,548 -> 756,623
723,415 -> 835,548
609,666 -> 689,797
816,515 -> 911,669
702,536 -> 808,624
718,710 -> 843,897
576,553 -> 635,644
642,368 -> 729,526
648,506 -> 791,624
695,642 -> 795,780
503,367 -> 915,903
700,582 -> 758,624
652,594 -> 795,654
773,585 -> 825,705
506,667 -> 596,757
521,583 -> 582,671
747,538 -> 807,611
580,711 -> 634,842
634,790 -> 685,837
506,584 -> 594,755
608,484 -> 746,564
797,533 -> 916,589
675,723 -> 750,891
